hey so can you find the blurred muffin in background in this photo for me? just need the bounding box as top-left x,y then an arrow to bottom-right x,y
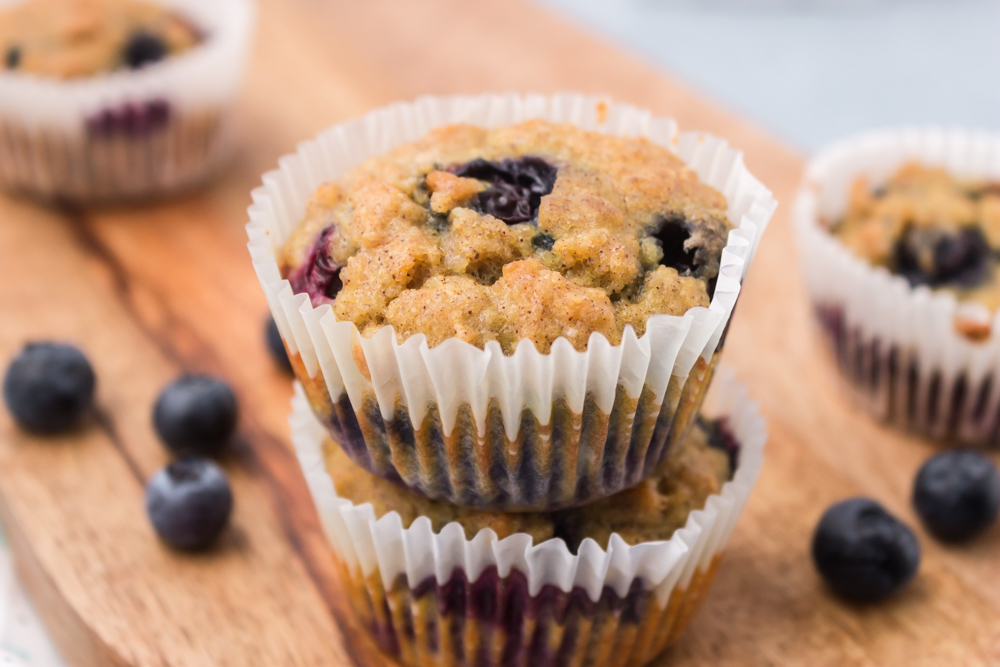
796,128 -> 1000,445
0,0 -> 254,201
834,163 -> 1000,314
0,0 -> 200,79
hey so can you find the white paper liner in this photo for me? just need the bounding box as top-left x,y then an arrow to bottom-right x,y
796,127 -> 1000,443
290,369 -> 766,608
0,0 -> 255,199
247,93 -> 775,447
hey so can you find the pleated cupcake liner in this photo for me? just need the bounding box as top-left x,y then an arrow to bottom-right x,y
796,127 -> 1000,444
250,92 -> 775,510
290,370 -> 767,667
0,0 -> 254,201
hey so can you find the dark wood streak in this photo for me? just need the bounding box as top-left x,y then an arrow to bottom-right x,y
92,407 -> 145,484
54,203 -> 352,648
58,202 -> 187,371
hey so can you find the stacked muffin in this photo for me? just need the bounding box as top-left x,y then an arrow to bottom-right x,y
248,94 -> 775,666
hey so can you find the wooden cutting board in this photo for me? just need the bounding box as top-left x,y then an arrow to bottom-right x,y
1,0 -> 998,665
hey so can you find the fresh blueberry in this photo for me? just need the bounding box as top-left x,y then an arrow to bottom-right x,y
265,317 -> 293,374
122,32 -> 168,69
145,458 -> 233,551
449,156 -> 557,225
3,343 -> 95,434
811,497 -> 920,603
913,449 -> 1000,543
5,46 -> 20,70
153,375 -> 237,456
893,226 -> 990,289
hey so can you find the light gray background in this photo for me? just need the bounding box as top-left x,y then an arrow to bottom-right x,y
534,0 -> 1000,151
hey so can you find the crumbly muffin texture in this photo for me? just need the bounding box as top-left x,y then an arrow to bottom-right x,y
833,163 -> 1000,310
281,120 -> 733,354
325,417 -> 733,552
0,0 -> 199,79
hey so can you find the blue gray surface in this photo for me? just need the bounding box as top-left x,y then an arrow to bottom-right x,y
533,0 -> 1000,152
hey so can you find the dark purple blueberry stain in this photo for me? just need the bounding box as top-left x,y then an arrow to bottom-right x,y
122,31 -> 168,69
410,566 -> 650,627
86,99 -> 171,138
448,156 -> 557,225
699,415 -> 740,478
5,46 -> 20,70
531,232 -> 555,251
288,226 -> 344,305
372,566 -> 653,663
892,225 -> 991,289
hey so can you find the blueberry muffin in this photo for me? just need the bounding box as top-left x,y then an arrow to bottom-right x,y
0,0 -> 253,200
279,120 -> 732,354
319,416 -> 740,667
833,163 -> 1000,314
275,118 -> 745,511
0,0 -> 199,79
798,129 -> 1000,445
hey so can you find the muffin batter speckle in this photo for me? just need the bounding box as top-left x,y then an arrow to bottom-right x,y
281,120 -> 733,353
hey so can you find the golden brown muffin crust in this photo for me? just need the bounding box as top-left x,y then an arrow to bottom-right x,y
325,420 -> 731,551
0,0 -> 199,78
281,120 -> 732,354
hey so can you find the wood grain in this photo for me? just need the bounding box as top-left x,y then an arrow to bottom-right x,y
0,0 -> 998,665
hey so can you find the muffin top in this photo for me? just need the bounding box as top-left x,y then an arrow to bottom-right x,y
325,417 -> 733,552
833,163 -> 1000,311
280,120 -> 732,354
0,0 -> 199,79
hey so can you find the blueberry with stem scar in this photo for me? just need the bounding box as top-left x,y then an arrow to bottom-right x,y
913,449 -> 1000,543
145,458 -> 233,551
812,497 -> 920,602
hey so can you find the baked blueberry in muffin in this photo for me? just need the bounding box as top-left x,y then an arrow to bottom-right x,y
280,120 -> 733,354
0,0 -> 199,79
833,163 -> 1000,310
